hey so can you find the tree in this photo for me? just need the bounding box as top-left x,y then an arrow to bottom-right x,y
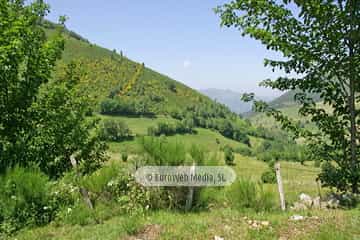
28,62 -> 108,177
0,0 -> 64,171
216,1 -> 360,193
224,145 -> 235,165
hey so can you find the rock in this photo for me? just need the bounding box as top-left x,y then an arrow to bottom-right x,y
224,225 -> 231,232
251,222 -> 259,229
290,215 -> 305,221
327,198 -> 340,209
299,193 -> 312,202
214,236 -> 224,240
299,193 -> 313,206
312,196 -> 321,208
261,221 -> 270,226
291,202 -> 308,211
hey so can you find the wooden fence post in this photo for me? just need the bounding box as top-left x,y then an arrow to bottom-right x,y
70,154 -> 94,209
275,162 -> 286,211
185,163 -> 195,211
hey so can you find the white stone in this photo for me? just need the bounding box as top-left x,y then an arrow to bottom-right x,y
290,215 -> 305,221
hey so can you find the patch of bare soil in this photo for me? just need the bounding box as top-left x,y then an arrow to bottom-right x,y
125,224 -> 162,240
277,216 -> 322,240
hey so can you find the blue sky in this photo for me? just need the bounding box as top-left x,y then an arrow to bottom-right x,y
45,0 -> 284,97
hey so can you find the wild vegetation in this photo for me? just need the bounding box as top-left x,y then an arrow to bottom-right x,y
0,0 -> 359,239
217,0 -> 360,194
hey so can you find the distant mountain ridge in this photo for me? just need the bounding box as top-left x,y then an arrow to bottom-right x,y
200,88 -> 275,114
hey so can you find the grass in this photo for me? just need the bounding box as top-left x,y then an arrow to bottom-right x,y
107,127 -> 249,158
98,114 -> 179,136
12,150 -> 360,240
13,208 -> 360,240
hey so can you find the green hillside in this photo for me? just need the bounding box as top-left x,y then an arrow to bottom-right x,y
44,23 -> 230,117
269,89 -> 321,109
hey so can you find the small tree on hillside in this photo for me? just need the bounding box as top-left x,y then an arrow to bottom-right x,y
216,1 -> 360,193
224,145 -> 235,165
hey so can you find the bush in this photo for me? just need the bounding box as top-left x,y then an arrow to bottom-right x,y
56,201 -> 97,226
139,137 -> 218,210
223,145 -> 235,165
99,119 -> 132,142
100,97 -> 154,117
140,137 -> 186,166
226,178 -> 275,212
147,121 -> 194,136
261,170 -> 277,184
121,215 -> 143,235
0,167 -> 54,234
121,153 -> 128,162
81,162 -> 121,197
234,146 -> 253,157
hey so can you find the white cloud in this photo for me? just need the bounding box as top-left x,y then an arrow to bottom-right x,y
183,60 -> 191,68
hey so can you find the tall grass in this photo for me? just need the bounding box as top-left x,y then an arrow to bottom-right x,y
139,136 -> 186,166
226,178 -> 276,212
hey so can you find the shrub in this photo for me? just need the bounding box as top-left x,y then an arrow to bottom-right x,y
100,97 -> 154,117
139,137 -> 215,210
0,167 -> 54,234
189,144 -> 205,165
261,170 -> 277,184
56,201 -> 96,226
121,215 -> 143,235
140,137 -> 186,166
223,145 -> 235,165
81,162 -> 121,197
147,121 -> 194,136
121,153 -> 128,162
99,119 -> 132,142
234,146 -> 253,156
257,152 -> 273,162
226,178 -> 275,212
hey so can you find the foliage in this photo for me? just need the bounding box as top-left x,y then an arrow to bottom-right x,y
100,97 -> 154,117
99,119 -> 132,142
27,62 -> 108,178
0,0 -> 64,171
226,178 -> 275,212
121,153 -> 128,162
261,170 -> 277,184
121,215 -> 143,235
223,145 -> 235,165
147,121 -> 194,136
233,145 -> 253,157
56,201 -> 97,226
255,139 -> 309,163
216,0 -> 360,193
0,167 -> 54,234
139,136 -> 187,166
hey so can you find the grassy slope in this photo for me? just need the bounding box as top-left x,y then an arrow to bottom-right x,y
46,28 -> 228,116
249,102 -> 332,132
